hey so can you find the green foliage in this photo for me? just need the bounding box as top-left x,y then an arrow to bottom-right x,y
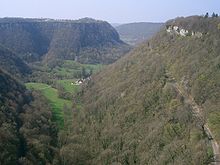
19,92 -> 58,164
57,79 -> 79,94
59,16 -> 220,164
0,69 -> 58,164
0,45 -> 31,80
26,83 -> 72,128
1,16 -> 220,164
29,60 -> 103,82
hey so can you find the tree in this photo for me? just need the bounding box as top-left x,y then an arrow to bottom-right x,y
212,12 -> 215,18
89,68 -> 93,77
204,12 -> 209,18
212,12 -> 218,18
81,67 -> 87,79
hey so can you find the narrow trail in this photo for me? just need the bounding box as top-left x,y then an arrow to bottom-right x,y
172,82 -> 220,165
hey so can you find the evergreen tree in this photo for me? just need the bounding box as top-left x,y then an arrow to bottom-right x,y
212,12 -> 216,18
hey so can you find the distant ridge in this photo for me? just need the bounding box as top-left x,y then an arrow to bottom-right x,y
0,17 -> 130,64
116,22 -> 164,45
0,17 -> 105,23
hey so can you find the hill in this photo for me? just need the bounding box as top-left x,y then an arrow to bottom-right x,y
0,69 -> 58,164
0,45 -> 31,79
0,17 -> 130,64
61,16 -> 220,164
116,22 -> 164,45
111,23 -> 122,27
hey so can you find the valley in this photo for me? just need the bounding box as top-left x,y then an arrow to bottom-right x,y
26,60 -> 103,128
0,14 -> 220,165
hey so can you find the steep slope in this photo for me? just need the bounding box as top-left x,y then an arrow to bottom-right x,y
0,45 -> 31,79
61,16 -> 220,164
0,17 -> 130,64
116,22 -> 164,45
0,69 -> 58,164
0,69 -> 29,164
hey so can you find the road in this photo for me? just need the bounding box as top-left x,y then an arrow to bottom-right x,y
172,82 -> 220,165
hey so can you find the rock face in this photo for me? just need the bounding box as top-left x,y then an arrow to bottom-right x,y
0,18 -> 130,64
165,16 -> 209,37
166,25 -> 190,36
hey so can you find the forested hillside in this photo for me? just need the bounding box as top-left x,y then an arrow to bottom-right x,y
0,45 -> 31,79
116,22 -> 164,45
1,15 -> 220,165
0,17 -> 130,64
62,16 -> 220,164
0,69 -> 58,165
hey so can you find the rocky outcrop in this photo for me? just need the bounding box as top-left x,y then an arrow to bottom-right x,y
164,16 -> 217,38
166,25 -> 202,37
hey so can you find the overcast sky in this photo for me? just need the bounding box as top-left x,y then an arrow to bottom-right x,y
0,0 -> 219,23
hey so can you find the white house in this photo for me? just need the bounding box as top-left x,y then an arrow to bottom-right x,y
75,79 -> 84,85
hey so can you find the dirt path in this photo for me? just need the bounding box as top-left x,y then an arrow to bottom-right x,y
172,82 -> 220,164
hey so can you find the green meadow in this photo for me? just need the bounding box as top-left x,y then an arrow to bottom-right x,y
56,79 -> 79,93
52,60 -> 103,78
26,82 -> 72,128
26,60 -> 103,128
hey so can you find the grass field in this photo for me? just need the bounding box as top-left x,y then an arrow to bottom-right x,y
26,82 -> 72,128
30,60 -> 104,83
52,60 -> 103,78
56,79 -> 80,94
27,60 -> 103,128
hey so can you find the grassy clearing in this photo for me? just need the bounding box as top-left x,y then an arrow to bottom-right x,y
26,82 -> 72,128
56,79 -> 80,94
30,60 -> 104,82
52,60 -> 103,78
